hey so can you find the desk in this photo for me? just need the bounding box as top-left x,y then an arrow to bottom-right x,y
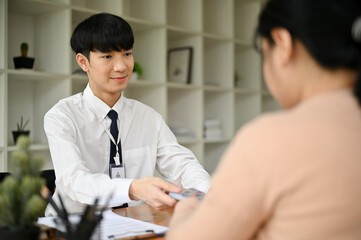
113,204 -> 174,239
40,204 -> 173,240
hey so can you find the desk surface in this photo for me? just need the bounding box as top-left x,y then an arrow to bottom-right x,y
113,204 -> 174,239
41,204 -> 173,240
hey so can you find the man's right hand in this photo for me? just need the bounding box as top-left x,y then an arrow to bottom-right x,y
129,177 -> 182,210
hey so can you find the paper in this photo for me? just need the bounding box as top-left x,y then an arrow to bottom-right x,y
38,209 -> 168,240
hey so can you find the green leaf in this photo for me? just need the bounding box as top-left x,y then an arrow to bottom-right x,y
29,156 -> 44,175
1,176 -> 18,195
20,176 -> 43,199
16,135 -> 31,150
0,194 -> 16,226
0,135 -> 47,228
22,195 -> 47,225
11,151 -> 29,179
133,62 -> 143,75
16,116 -> 30,131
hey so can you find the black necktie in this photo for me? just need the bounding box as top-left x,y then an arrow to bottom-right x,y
107,110 -> 122,165
108,110 -> 128,208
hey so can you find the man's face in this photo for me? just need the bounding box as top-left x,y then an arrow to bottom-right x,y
78,49 -> 134,101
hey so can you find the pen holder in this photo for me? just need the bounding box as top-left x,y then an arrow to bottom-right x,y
54,220 -> 101,240
47,194 -> 109,240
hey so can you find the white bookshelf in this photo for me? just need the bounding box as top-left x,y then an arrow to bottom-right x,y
0,0 -> 279,174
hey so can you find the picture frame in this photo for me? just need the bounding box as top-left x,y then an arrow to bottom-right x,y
167,47 -> 193,84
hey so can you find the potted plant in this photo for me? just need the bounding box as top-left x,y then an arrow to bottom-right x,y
0,136 -> 47,240
12,116 -> 30,144
131,61 -> 144,80
13,42 -> 35,69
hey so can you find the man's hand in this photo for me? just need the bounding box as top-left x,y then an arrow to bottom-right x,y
41,185 -> 50,198
129,177 -> 182,210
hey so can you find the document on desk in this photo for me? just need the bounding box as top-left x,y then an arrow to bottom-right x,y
38,209 -> 168,240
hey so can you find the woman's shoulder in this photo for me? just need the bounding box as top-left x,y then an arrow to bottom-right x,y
238,110 -> 299,139
233,89 -> 361,151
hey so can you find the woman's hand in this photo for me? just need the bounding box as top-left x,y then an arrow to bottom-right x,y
169,196 -> 200,228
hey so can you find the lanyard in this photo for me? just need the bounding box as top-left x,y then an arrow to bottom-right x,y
103,122 -> 121,166
82,92 -> 123,166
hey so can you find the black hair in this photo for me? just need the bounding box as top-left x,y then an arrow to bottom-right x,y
255,0 -> 361,105
70,12 -> 134,60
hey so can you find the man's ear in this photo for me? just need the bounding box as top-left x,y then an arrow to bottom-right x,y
270,28 -> 294,66
76,53 -> 89,72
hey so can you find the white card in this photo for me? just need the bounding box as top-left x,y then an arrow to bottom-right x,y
110,163 -> 126,179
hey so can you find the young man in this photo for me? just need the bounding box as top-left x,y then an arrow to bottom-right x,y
44,12 -> 210,216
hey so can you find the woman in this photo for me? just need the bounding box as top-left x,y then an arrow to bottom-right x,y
166,0 -> 361,239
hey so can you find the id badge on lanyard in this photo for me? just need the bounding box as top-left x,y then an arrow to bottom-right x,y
110,163 -> 126,179
83,99 -> 127,180
103,113 -> 126,179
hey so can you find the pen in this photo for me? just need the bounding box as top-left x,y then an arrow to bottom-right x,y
108,230 -> 166,240
47,194 -> 67,222
57,193 -> 72,233
47,194 -> 73,234
76,197 -> 100,238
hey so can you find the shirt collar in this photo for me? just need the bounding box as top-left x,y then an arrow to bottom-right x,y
83,84 -> 124,121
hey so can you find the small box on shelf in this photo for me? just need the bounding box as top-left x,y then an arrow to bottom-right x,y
204,119 -> 223,140
171,126 -> 195,140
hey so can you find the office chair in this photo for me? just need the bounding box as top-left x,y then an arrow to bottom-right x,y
0,170 -> 55,195
0,172 -> 10,182
40,169 -> 56,195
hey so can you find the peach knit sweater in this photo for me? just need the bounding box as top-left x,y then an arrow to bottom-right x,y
204,89 -> 361,240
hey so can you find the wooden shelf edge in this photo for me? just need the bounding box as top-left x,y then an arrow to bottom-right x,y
234,88 -> 260,94
166,25 -> 201,36
7,69 -> 69,81
128,80 -> 165,88
167,82 -> 201,90
177,138 -> 202,145
203,33 -> 233,42
203,137 -> 232,144
203,85 -> 233,92
71,6 -> 100,14
7,144 -> 49,152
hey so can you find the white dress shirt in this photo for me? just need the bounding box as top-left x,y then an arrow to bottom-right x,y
44,84 -> 210,216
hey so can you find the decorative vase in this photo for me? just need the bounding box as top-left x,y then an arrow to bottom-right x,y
12,130 -> 30,144
13,56 -> 35,69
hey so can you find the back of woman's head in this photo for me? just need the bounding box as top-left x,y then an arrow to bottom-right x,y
256,0 -> 361,104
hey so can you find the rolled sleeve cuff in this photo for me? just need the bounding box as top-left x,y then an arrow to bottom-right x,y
194,180 -> 211,193
109,178 -> 134,206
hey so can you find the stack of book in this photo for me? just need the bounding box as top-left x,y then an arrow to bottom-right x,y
170,126 -> 194,140
204,119 -> 222,139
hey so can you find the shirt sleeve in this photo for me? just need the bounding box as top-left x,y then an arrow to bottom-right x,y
155,116 -> 211,192
44,111 -> 133,207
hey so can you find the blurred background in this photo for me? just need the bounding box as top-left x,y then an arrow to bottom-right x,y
0,0 -> 280,175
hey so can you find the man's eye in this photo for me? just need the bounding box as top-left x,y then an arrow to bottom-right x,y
103,55 -> 112,59
125,52 -> 133,57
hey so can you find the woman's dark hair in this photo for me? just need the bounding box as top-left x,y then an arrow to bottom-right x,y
70,12 -> 134,60
255,0 -> 361,104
